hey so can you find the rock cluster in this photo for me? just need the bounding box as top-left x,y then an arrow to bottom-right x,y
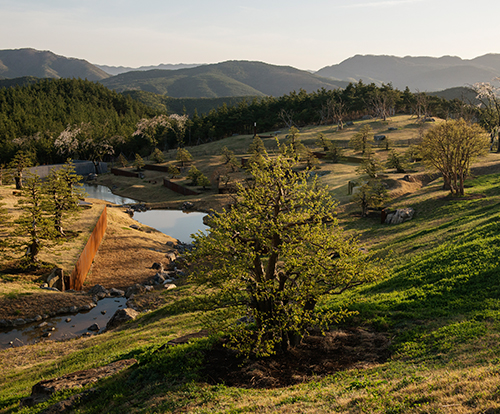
384,208 -> 415,224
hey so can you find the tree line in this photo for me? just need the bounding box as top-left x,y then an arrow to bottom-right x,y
0,77 -> 488,167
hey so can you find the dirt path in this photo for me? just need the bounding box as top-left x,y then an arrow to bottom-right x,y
83,206 -> 178,291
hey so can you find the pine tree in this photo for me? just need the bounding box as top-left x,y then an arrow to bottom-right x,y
13,173 -> 56,265
151,147 -> 165,163
176,147 -> 192,167
134,153 -> 145,171
44,160 -> 85,237
350,125 -> 373,155
117,153 -> 128,167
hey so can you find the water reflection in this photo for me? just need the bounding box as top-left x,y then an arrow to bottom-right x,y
0,298 -> 126,350
81,183 -> 208,242
82,183 -> 138,205
134,209 -> 208,243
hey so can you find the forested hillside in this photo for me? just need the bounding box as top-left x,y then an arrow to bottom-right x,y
0,78 -> 476,165
0,78 -> 156,163
100,60 -> 348,97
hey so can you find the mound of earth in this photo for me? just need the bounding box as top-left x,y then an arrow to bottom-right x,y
202,328 -> 390,388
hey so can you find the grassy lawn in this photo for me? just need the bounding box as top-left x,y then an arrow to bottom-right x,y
3,115 -> 500,413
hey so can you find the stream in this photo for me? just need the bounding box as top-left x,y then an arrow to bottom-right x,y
1,184 -> 208,350
1,298 -> 127,350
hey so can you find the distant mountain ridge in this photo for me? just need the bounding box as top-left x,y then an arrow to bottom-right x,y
0,48 -> 110,81
316,54 -> 500,91
1,48 -> 500,96
99,60 -> 348,98
97,63 -> 202,76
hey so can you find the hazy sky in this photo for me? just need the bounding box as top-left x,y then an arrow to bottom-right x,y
0,0 -> 498,71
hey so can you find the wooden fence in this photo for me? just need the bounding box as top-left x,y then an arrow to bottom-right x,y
67,206 -> 108,290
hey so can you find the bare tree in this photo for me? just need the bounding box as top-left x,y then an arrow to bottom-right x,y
279,108 -> 296,129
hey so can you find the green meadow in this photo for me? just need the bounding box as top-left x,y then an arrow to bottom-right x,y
3,116 -> 500,413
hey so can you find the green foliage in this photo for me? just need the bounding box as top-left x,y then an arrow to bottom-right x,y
316,133 -> 329,151
151,148 -> 165,164
357,149 -> 384,178
419,119 -> 489,195
8,150 -> 34,189
167,164 -> 181,178
248,135 -> 266,155
197,173 -> 212,189
325,141 -> 343,163
43,160 -> 85,237
0,196 -> 10,256
386,150 -> 408,173
284,126 -> 307,161
303,148 -> 320,170
117,153 -> 128,167
12,173 -> 57,265
134,153 -> 145,171
0,78 -> 156,164
187,165 -> 208,187
350,125 -> 373,155
220,146 -> 239,171
189,146 -> 380,356
176,147 -> 193,167
352,180 -> 389,217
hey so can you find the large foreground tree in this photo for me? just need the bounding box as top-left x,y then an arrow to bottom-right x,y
419,119 -> 488,195
189,147 -> 379,356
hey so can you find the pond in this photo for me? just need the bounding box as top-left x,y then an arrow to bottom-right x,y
81,183 -> 209,243
82,183 -> 138,205
0,298 -> 127,350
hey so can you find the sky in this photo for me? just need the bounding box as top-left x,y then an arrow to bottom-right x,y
0,0 -> 499,71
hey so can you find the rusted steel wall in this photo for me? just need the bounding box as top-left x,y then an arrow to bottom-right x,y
163,178 -> 199,196
69,206 -> 107,290
111,168 -> 139,178
144,164 -> 170,172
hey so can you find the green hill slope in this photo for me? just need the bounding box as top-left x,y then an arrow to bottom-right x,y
101,60 -> 348,98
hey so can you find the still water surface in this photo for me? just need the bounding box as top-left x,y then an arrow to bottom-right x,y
0,298 -> 126,350
82,183 -> 208,242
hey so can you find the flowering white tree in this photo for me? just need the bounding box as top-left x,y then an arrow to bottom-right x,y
133,114 -> 189,151
54,123 -> 114,173
54,125 -> 82,158
473,79 -> 500,152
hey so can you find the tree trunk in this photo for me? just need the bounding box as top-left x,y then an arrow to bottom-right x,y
15,175 -> 22,190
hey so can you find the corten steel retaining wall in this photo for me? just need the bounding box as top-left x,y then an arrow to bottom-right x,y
111,168 -> 139,178
144,164 -> 170,172
163,178 -> 200,196
68,206 -> 107,290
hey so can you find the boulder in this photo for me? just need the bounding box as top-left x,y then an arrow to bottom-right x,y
46,267 -> 65,291
182,201 -> 194,210
151,262 -> 163,271
106,308 -> 139,330
19,359 -> 137,407
153,273 -> 166,285
88,323 -> 100,332
125,284 -> 146,298
374,134 -> 386,141
164,283 -> 177,290
165,252 -> 177,262
109,288 -> 125,297
87,284 -> 109,299
385,208 -> 414,225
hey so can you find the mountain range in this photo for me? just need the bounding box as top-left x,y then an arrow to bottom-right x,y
1,48 -> 499,98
